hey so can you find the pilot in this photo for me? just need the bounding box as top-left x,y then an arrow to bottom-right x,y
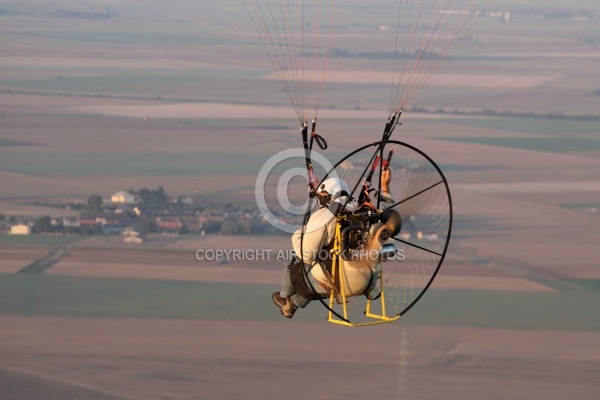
272,169 -> 393,319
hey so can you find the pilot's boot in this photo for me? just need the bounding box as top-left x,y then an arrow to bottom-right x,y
272,292 -> 286,308
272,292 -> 297,319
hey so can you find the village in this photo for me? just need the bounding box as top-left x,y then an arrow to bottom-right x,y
0,187 -> 287,241
0,187 -> 432,243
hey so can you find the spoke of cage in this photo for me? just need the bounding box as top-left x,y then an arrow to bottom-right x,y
384,180 -> 445,210
391,236 -> 444,257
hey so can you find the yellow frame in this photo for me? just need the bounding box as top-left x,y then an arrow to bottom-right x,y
327,218 -> 400,327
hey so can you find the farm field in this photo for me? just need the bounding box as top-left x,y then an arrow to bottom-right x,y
1,235 -> 600,399
1,0 -> 600,399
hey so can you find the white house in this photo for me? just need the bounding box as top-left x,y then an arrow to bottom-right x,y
111,191 -> 137,205
123,228 -> 144,243
11,224 -> 31,235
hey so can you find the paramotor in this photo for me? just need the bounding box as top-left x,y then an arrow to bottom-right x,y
246,0 -> 481,325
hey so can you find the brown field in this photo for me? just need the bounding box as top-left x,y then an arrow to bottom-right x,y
1,1 -> 600,399
1,317 -> 599,400
35,241 -> 554,292
0,245 -> 53,273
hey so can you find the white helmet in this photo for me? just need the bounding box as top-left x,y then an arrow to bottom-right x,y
318,177 -> 356,211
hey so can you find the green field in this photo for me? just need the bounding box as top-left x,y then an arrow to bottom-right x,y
447,118 -> 600,139
2,149 -> 427,178
0,138 -> 35,147
1,273 -> 599,331
0,151 -> 266,177
0,273 -> 292,321
0,235 -> 80,246
0,73 -> 265,99
560,202 -> 600,209
568,279 -> 600,294
440,136 -> 600,153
